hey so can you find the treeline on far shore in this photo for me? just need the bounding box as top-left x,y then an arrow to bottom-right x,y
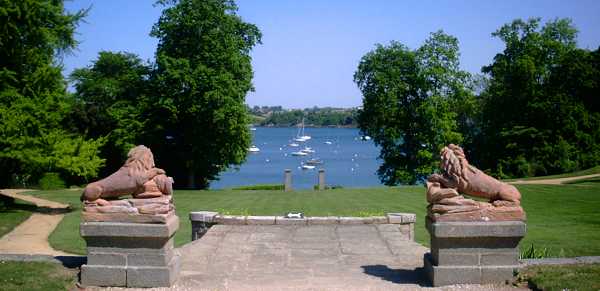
248,106 -> 358,127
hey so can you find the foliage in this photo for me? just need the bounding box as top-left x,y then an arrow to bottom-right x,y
520,244 -> 551,259
0,0 -> 104,187
354,31 -> 472,185
516,264 -> 600,291
0,261 -> 77,291
260,107 -> 358,127
69,51 -> 151,175
477,18 -> 600,178
38,172 -> 65,190
145,0 -> 262,188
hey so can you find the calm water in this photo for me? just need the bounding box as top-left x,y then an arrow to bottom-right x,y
211,127 -> 383,189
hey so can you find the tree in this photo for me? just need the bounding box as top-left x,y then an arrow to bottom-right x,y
0,0 -> 104,187
148,0 -> 262,188
478,18 -> 600,178
354,31 -> 472,185
70,51 -> 151,176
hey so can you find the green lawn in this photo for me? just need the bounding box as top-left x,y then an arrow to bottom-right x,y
0,199 -> 35,238
504,165 -> 600,182
0,261 -> 77,291
27,183 -> 600,257
516,264 -> 600,291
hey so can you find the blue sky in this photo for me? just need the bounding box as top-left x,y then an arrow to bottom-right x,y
63,0 -> 600,108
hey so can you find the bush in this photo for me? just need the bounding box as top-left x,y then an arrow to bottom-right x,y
230,184 -> 284,190
38,173 -> 66,190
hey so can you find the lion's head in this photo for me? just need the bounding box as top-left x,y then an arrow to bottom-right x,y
124,145 -> 155,176
439,144 -> 473,186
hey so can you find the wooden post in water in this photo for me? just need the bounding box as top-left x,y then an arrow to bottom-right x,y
284,169 -> 292,191
318,169 -> 325,190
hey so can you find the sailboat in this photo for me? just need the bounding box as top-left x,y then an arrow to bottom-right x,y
293,117 -> 311,142
248,145 -> 260,153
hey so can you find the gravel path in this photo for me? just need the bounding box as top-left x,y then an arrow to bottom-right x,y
0,189 -> 73,256
509,173 -> 600,185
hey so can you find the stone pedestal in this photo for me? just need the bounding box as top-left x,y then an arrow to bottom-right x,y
80,215 -> 181,287
284,169 -> 292,191
424,218 -> 525,286
318,169 -> 325,190
190,211 -> 218,241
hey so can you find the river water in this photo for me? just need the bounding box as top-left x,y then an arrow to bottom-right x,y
211,127 -> 383,189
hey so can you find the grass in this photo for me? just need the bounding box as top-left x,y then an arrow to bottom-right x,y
0,199 -> 35,238
0,261 -> 77,290
230,184 -> 284,190
516,264 -> 600,291
25,182 -> 600,257
504,165 -> 600,181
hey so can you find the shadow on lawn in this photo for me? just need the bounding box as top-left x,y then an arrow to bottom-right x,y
0,196 -> 72,214
361,264 -> 428,286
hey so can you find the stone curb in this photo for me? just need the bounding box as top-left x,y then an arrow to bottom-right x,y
520,256 -> 600,266
190,211 -> 417,226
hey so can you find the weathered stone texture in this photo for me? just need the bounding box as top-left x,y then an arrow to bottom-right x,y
80,216 -> 180,287
425,219 -> 525,286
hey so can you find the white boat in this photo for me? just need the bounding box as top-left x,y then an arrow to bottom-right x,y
305,158 -> 323,165
324,141 -> 333,145
248,145 -> 260,153
294,117 -> 311,142
301,147 -> 315,154
250,127 -> 257,131
291,151 -> 308,156
289,143 -> 300,147
361,136 -> 372,140
301,164 -> 315,170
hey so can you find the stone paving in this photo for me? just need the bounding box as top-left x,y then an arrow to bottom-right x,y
154,224 -> 526,291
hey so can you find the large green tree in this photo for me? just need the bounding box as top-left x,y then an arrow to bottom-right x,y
70,51 -> 151,175
0,0 -> 104,187
148,0 -> 262,188
354,31 -> 472,185
478,18 -> 600,178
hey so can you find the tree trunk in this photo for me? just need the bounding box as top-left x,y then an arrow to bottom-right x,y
187,169 -> 196,189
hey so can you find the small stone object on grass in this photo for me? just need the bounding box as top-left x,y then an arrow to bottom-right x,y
285,212 -> 304,219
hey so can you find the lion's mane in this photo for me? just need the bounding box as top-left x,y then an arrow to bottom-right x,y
124,145 -> 155,185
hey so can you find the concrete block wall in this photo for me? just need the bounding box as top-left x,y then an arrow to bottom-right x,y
80,216 -> 181,287
425,219 -> 526,286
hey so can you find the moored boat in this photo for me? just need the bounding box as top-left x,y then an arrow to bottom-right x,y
248,145 -> 260,153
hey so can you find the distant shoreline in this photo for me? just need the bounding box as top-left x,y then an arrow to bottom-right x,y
251,125 -> 358,129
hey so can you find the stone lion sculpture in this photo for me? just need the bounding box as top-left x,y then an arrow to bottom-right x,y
428,144 -> 521,206
81,145 -> 173,206
426,144 -> 524,221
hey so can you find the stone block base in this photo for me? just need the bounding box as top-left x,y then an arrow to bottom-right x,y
81,255 -> 180,287
424,254 -> 518,286
425,219 -> 525,286
80,215 -> 180,287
